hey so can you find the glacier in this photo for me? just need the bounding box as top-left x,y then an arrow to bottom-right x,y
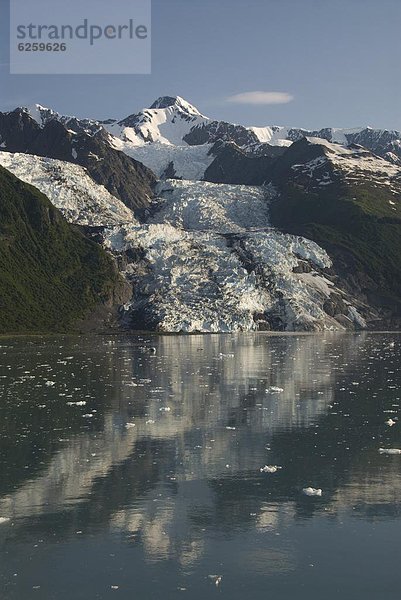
0,151 -> 136,226
110,138 -> 215,180
103,180 -> 365,333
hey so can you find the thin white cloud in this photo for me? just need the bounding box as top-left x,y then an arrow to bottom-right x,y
227,91 -> 294,105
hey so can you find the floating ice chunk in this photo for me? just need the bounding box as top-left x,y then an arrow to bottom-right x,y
67,401 -> 87,406
45,381 -> 55,387
379,448 -> 401,455
0,517 -> 10,525
260,465 -> 281,474
225,426 -> 236,430
208,575 -> 222,587
385,419 -> 396,427
140,346 -> 157,354
266,386 -> 284,393
159,407 -> 171,412
125,423 -> 136,429
303,487 -> 322,496
82,413 -> 94,418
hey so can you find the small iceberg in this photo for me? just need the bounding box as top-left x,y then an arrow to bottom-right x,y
385,419 -> 396,427
260,465 -> 281,474
266,386 -> 284,393
303,487 -> 322,497
0,517 -> 10,525
208,575 -> 222,587
379,448 -> 401,455
140,346 -> 157,354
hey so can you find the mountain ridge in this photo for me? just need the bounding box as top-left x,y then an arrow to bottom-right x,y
12,97 -> 401,163
1,95 -> 401,332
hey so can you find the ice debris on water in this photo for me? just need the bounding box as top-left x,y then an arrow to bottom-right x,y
303,487 -> 323,496
385,419 -> 396,427
266,386 -> 284,393
67,401 -> 87,406
379,448 -> 401,455
208,575 -> 222,587
140,346 -> 157,354
45,381 -> 55,387
0,517 -> 10,525
260,465 -> 282,474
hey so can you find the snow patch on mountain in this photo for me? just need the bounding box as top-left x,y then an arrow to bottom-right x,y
110,138 -> 215,180
24,104 -> 104,136
292,137 -> 401,193
0,152 -> 136,226
249,126 -> 293,146
25,103 -> 51,126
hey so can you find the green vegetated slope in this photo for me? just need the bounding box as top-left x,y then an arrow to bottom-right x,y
270,179 -> 401,316
0,165 -> 120,333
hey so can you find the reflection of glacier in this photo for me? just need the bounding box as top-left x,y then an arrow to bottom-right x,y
328,465 -> 401,519
2,332 -> 394,569
0,334 -> 341,518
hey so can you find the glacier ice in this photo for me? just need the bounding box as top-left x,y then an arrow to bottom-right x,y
103,179 -> 365,333
0,152 -> 136,227
303,487 -> 323,497
260,465 -> 281,473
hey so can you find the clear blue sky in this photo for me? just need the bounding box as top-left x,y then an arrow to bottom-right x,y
1,0 -> 400,130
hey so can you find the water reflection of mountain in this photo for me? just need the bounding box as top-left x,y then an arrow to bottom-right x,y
1,333 -> 401,566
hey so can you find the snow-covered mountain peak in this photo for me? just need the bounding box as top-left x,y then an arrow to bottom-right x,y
149,95 -> 205,117
21,104 -> 104,136
110,96 -> 209,147
23,104 -> 58,126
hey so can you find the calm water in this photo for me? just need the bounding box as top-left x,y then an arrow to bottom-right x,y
0,333 -> 401,599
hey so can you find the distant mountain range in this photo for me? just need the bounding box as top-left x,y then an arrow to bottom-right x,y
0,96 -> 400,332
